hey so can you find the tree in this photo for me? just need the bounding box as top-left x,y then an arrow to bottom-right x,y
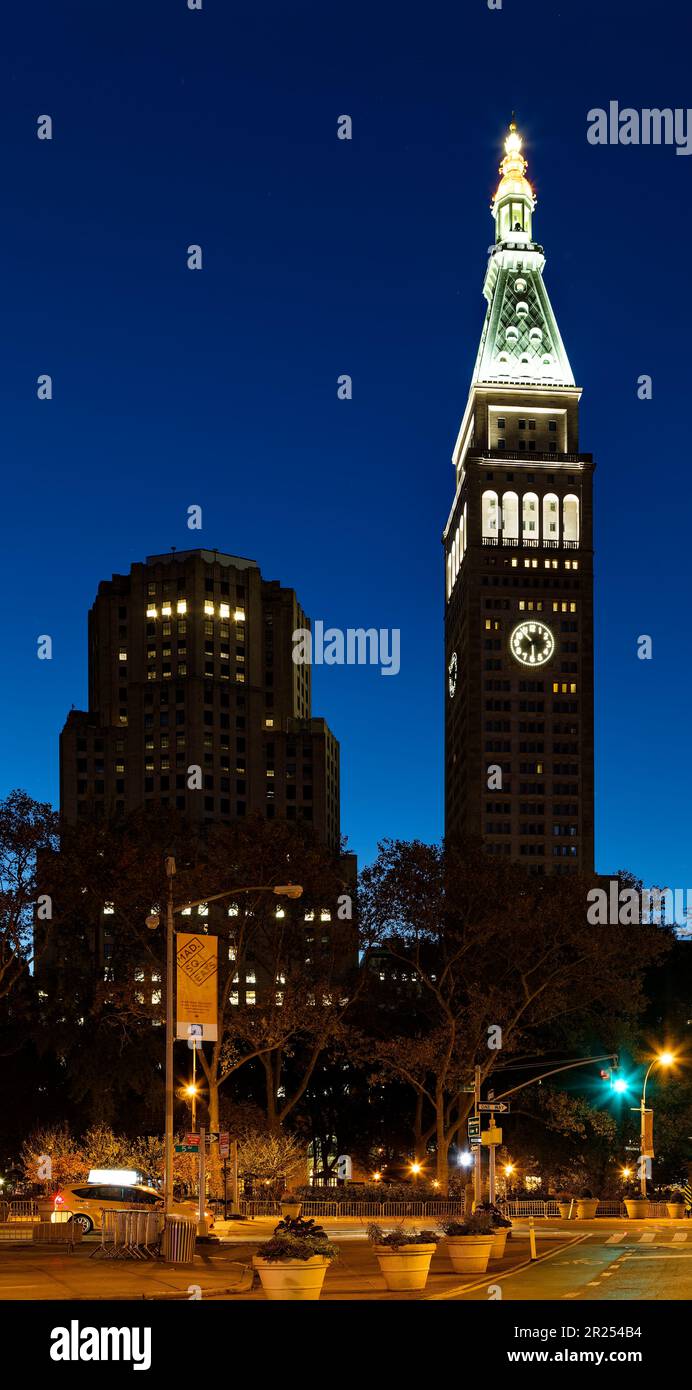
358,839 -> 669,1192
0,790 -> 58,999
195,817 -> 358,1138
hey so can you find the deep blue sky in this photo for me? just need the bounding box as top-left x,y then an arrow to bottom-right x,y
1,0 -> 691,884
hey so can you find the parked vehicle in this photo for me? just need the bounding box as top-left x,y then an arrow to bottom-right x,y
53,1182 -> 214,1235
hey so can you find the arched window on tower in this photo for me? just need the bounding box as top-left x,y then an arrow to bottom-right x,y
522,492 -> 539,541
502,491 -> 519,541
563,493 -> 580,543
543,493 -> 559,542
462,501 -> 467,557
447,551 -> 452,600
482,490 -> 498,539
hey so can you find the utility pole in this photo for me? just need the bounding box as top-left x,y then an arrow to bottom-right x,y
164,855 -> 176,1215
474,1065 -> 481,1206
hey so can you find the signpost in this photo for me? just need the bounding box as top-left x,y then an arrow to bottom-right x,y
468,1117 -> 481,1143
477,1102 -> 511,1114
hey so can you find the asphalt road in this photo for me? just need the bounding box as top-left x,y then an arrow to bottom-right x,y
451,1224 -> 692,1300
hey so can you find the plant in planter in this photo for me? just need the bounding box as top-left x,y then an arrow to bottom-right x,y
556,1191 -> 574,1219
666,1189 -> 685,1219
622,1186 -> 649,1219
474,1202 -> 512,1258
439,1212 -> 496,1274
253,1217 -> 339,1301
576,1188 -> 599,1219
279,1191 -> 303,1219
366,1223 -> 439,1292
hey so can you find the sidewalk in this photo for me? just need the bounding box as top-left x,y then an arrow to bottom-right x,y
0,1232 -> 565,1301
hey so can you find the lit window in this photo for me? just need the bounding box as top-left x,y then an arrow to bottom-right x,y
177,599 -> 187,615
181,907 -> 192,916
265,718 -> 274,728
246,971 -> 256,985
320,910 -> 331,922
219,602 -> 230,619
161,603 -> 172,618
304,910 -> 315,921
118,648 -> 127,662
146,606 -> 157,619
246,991 -> 256,1006
103,903 -> 115,915
234,608 -> 246,622
230,990 -> 239,1006
275,907 -> 285,919
197,904 -> 208,917
151,990 -> 161,1006
204,601 -> 214,616
228,904 -> 239,917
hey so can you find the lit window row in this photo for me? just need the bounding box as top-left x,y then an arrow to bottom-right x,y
553,682 -> 577,694
146,602 -> 245,621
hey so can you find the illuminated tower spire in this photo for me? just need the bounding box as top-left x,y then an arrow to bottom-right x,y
472,120 -> 574,388
492,119 -> 536,244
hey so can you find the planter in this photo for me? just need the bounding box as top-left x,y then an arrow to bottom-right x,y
666,1203 -> 685,1220
372,1243 -> 436,1291
576,1199 -> 599,1219
445,1234 -> 495,1275
280,1202 -> 302,1220
557,1201 -> 572,1220
624,1199 -> 649,1220
490,1226 -> 510,1259
253,1254 -> 330,1301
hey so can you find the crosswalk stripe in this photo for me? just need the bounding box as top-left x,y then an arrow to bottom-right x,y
672,1232 -> 687,1243
606,1233 -> 625,1244
638,1231 -> 655,1243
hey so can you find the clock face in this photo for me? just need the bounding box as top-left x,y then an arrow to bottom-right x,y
510,620 -> 555,667
448,650 -> 458,698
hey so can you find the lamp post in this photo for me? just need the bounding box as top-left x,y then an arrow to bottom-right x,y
146,857 -> 303,1214
638,1050 -> 675,1197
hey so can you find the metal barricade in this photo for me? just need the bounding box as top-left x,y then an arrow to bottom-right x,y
91,1208 -> 164,1260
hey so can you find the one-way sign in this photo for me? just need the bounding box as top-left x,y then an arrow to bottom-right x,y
477,1102 -> 511,1114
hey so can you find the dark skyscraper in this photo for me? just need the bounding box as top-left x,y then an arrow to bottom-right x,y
60,548 -> 342,851
444,124 -> 595,873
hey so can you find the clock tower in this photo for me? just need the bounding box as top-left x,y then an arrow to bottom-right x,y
444,123 -> 595,874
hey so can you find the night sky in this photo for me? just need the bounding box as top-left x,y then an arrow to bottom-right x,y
1,0 -> 691,886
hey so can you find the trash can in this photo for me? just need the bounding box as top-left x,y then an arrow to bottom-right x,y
161,1213 -> 197,1264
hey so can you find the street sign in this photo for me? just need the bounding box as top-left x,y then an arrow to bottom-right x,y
477,1102 -> 511,1114
204,1131 -> 220,1144
175,1144 -> 198,1154
219,1131 -> 230,1159
460,1085 -> 476,1093
481,1126 -> 503,1146
468,1117 -> 481,1141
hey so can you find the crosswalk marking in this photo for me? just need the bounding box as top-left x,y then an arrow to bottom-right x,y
606,1232 -> 626,1244
638,1231 -> 655,1242
672,1232 -> 687,1243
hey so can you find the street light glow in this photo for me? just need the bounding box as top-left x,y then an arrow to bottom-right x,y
410,1161 -> 422,1175
658,1050 -> 675,1067
612,1078 -> 628,1094
458,1151 -> 473,1168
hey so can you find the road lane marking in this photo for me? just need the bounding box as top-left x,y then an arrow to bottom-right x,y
606,1232 -> 626,1244
424,1234 -> 588,1300
672,1232 -> 687,1243
638,1231 -> 655,1242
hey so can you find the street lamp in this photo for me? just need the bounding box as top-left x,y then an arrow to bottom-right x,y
146,857 -> 303,1213
638,1050 -> 676,1197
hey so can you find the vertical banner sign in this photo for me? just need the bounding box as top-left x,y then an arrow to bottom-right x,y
642,1108 -> 654,1159
176,933 -> 218,1040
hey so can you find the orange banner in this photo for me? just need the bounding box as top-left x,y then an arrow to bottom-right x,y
176,933 -> 218,1041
